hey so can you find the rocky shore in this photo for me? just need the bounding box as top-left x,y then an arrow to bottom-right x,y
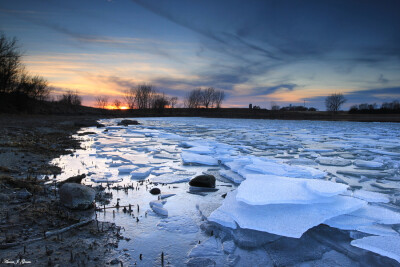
0,115 -> 121,266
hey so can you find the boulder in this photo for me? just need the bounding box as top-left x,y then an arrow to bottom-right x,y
189,175 -> 216,188
149,188 -> 161,195
59,183 -> 95,210
118,119 -> 139,126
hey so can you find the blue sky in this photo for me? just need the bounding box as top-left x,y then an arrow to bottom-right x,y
1,0 -> 399,109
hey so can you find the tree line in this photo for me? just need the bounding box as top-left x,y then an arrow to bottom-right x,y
0,33 -> 50,102
349,100 -> 400,114
94,86 -> 226,110
0,33 -> 85,112
183,87 -> 225,108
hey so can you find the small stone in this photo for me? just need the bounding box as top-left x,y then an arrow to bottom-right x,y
189,175 -> 216,188
149,188 -> 161,195
109,258 -> 120,265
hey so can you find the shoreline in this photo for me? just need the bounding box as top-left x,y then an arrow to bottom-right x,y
0,114 -> 121,266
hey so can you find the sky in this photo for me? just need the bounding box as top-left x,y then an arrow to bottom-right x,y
1,0 -> 400,110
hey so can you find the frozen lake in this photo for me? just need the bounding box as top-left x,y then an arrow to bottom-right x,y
52,117 -> 400,266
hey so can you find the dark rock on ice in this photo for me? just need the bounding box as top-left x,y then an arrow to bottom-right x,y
59,183 -> 95,209
109,258 -> 120,265
189,175 -> 216,188
149,187 -> 161,195
118,119 -> 139,126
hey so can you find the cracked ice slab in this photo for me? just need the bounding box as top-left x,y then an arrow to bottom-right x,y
243,158 -> 326,179
209,191 -> 366,238
181,152 -> 219,166
236,174 -> 348,205
348,204 -> 400,224
351,236 -> 400,263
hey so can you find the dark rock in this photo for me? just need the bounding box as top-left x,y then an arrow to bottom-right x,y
189,175 -> 216,188
149,188 -> 161,195
16,188 -> 32,199
96,123 -> 105,128
109,258 -> 120,265
118,119 -> 139,126
58,174 -> 86,187
59,183 -> 95,210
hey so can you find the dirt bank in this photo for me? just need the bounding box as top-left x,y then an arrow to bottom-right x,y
0,115 -> 123,266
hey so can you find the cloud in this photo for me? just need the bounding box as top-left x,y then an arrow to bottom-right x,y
248,84 -> 297,96
378,74 -> 389,84
0,8 -> 181,61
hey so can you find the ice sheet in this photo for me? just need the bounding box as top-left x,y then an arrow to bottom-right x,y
243,158 -> 326,179
351,236 -> 400,263
181,152 -> 219,166
157,216 -> 198,234
354,160 -> 384,169
130,167 -> 153,179
349,204 -> 400,224
150,174 -> 191,184
357,224 -> 399,236
209,191 -> 366,238
352,190 -> 390,203
236,174 -> 347,205
219,169 -> 245,184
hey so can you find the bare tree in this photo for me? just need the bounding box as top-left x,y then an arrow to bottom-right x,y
124,88 -> 136,109
95,96 -> 108,109
17,73 -> 50,100
135,84 -> 155,109
325,93 -> 346,112
0,33 -> 22,94
151,93 -> 169,110
213,90 -> 225,108
114,99 -> 121,109
202,87 -> 215,108
184,88 -> 203,108
169,96 -> 178,108
58,90 -> 82,106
